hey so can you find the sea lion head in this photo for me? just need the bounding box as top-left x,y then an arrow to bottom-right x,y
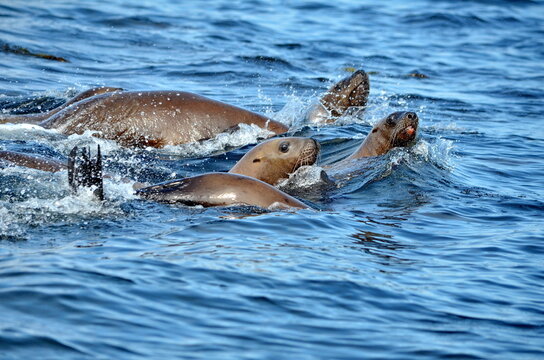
381,111 -> 419,148
348,111 -> 419,159
229,137 -> 320,185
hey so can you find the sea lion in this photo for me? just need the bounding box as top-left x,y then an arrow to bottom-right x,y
322,111 -> 419,179
229,137 -> 319,185
36,91 -> 289,148
307,70 -> 370,124
67,147 -> 308,209
345,111 -> 419,160
0,70 -> 370,148
1,90 -> 288,148
136,173 -> 308,209
0,136 -> 319,189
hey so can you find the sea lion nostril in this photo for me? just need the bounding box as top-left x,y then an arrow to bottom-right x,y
406,112 -> 416,120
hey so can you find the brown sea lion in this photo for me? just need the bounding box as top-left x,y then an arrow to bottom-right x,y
323,111 -> 419,177
345,111 -> 419,160
229,137 -> 319,185
2,89 -> 290,147
136,173 -> 308,209
66,147 -> 308,209
0,136 -> 319,190
307,70 -> 370,124
1,90 -> 288,148
0,70 -> 370,148
37,91 -> 289,148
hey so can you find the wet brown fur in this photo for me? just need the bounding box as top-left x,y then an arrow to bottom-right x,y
229,137 -> 319,185
347,111 -> 419,160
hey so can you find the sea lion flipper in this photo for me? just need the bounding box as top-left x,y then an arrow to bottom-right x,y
67,145 -> 104,201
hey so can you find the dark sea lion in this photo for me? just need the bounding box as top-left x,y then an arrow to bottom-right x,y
307,70 -> 370,124
229,137 -> 319,185
136,173 -> 308,209
345,111 -> 419,160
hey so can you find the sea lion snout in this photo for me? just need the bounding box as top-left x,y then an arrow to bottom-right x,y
405,111 -> 418,122
405,111 -> 419,128
299,138 -> 320,166
403,111 -> 419,131
395,111 -> 419,144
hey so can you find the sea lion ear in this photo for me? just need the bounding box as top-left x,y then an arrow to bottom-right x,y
252,158 -> 261,163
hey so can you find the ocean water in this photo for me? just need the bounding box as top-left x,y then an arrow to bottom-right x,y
1,0 -> 543,359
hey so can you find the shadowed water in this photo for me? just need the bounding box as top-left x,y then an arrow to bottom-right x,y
1,0 -> 543,359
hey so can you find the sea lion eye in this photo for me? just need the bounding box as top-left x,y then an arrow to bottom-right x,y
279,141 -> 290,153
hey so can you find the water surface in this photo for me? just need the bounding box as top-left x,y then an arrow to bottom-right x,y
1,0 -> 543,359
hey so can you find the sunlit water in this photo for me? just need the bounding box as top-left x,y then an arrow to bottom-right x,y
1,1 -> 543,359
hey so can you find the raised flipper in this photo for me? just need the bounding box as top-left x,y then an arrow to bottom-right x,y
68,145 -> 104,201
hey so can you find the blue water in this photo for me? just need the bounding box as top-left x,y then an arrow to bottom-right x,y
1,0 -> 543,359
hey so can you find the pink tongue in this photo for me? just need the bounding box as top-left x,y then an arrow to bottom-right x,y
405,126 -> 415,135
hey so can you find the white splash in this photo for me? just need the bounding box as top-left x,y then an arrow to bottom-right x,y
277,165 -> 332,191
160,123 -> 274,157
389,137 -> 456,171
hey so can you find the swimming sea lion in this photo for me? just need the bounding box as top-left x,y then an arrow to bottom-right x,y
0,136 -> 319,189
136,173 -> 308,209
345,111 -> 419,160
229,137 -> 319,185
1,70 -> 370,148
35,91 -> 289,148
307,70 -> 370,124
67,147 -> 308,209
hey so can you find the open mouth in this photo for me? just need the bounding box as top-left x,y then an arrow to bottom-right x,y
395,123 -> 418,145
404,125 -> 416,138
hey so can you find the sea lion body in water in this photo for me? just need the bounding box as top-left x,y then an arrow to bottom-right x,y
136,173 -> 308,209
0,136 -> 319,189
0,70 -> 370,147
67,147 -> 309,210
0,151 -> 67,172
37,91 -> 288,148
